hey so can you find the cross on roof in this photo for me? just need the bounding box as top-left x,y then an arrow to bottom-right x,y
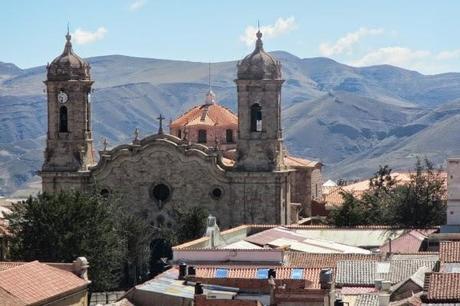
157,114 -> 165,134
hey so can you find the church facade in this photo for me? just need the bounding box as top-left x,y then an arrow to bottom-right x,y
40,30 -> 322,229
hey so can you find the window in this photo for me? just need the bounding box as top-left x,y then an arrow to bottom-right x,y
250,104 -> 262,132
177,130 -> 182,139
59,106 -> 68,132
256,268 -> 269,279
215,268 -> 229,278
198,129 -> 207,143
100,188 -> 110,198
210,187 -> 223,200
226,129 -> 234,143
151,183 -> 171,209
291,269 -> 304,279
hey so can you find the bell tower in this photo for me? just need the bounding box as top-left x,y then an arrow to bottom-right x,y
235,30 -> 285,171
40,30 -> 95,192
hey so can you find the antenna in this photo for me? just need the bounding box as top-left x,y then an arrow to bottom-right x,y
208,62 -> 211,91
257,20 -> 260,31
67,22 -> 70,35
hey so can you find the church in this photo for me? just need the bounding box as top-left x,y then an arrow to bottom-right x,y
39,29 -> 322,229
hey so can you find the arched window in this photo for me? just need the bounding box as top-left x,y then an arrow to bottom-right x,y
177,129 -> 182,139
59,106 -> 68,132
250,103 -> 262,132
226,129 -> 234,143
198,129 -> 207,143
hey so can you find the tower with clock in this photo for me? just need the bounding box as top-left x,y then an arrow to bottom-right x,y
40,30 -> 96,192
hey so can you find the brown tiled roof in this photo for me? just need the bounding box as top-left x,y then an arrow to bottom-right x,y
0,262 -> 26,272
194,266 -> 322,288
0,287 -> 26,306
425,273 -> 460,301
285,252 -> 381,268
440,241 -> 460,263
0,261 -> 88,305
171,103 -> 237,128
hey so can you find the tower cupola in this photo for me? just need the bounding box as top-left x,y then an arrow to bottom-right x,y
237,30 -> 281,80
47,30 -> 90,81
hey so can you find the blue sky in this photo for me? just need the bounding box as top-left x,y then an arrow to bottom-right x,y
2,0 -> 460,74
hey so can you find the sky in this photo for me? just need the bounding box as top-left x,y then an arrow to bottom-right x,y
2,0 -> 460,74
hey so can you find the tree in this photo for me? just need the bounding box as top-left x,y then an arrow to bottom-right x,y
6,191 -> 122,291
171,205 -> 209,245
392,158 -> 446,227
328,158 -> 447,227
328,191 -> 367,226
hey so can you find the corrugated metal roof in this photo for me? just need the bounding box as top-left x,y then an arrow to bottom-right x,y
295,229 -> 405,247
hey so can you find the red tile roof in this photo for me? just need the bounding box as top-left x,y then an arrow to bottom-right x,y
0,262 -> 25,272
284,155 -> 321,168
194,266 -> 322,288
171,103 -> 237,128
340,286 -> 377,294
425,273 -> 460,301
440,241 -> 460,263
0,261 -> 88,305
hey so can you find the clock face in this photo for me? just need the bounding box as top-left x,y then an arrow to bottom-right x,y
57,91 -> 68,104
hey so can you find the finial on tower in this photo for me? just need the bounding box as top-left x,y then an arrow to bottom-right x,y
255,21 -> 263,50
66,23 -> 71,42
205,62 -> 216,104
157,114 -> 165,134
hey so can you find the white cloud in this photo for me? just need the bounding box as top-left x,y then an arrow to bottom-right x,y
129,0 -> 146,11
319,27 -> 384,56
350,47 -> 431,68
240,17 -> 297,47
435,49 -> 460,60
72,27 -> 107,45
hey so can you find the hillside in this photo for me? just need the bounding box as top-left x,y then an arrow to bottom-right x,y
2,52 -> 460,195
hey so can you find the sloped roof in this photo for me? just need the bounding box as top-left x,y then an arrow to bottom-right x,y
0,261 -> 88,305
284,155 -> 321,168
171,103 -> 237,128
425,273 -> 460,302
194,266 -> 321,288
336,255 -> 438,286
355,294 -> 379,306
0,262 -> 25,272
440,241 -> 460,263
379,229 -> 437,253
285,252 -> 381,268
336,260 -> 377,286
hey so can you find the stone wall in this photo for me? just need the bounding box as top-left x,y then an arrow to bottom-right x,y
91,135 -> 292,229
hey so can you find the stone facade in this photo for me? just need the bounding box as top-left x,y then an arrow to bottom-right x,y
41,30 -> 321,228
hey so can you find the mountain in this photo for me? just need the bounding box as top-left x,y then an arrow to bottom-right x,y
2,52 -> 460,195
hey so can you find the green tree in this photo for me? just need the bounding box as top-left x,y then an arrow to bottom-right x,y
171,205 -> 209,245
329,191 -> 367,226
392,158 -> 446,227
6,191 -> 122,291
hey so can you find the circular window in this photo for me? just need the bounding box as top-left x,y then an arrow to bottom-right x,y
100,188 -> 110,198
150,183 -> 171,209
210,187 -> 223,200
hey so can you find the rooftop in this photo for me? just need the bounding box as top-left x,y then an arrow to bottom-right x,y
0,260 -> 89,305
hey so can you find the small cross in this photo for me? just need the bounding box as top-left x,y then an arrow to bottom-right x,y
102,138 -> 108,152
134,128 -> 140,141
157,114 -> 165,134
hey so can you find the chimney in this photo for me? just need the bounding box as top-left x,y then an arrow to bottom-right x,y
320,268 -> 333,289
268,268 -> 276,279
179,263 -> 187,280
378,280 -> 391,306
188,266 -> 196,276
195,282 -> 204,295
73,257 -> 89,281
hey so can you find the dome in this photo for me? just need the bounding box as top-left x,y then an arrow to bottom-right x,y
237,30 -> 281,80
47,32 -> 90,81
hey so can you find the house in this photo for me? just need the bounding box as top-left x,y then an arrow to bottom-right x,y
0,257 -> 90,305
